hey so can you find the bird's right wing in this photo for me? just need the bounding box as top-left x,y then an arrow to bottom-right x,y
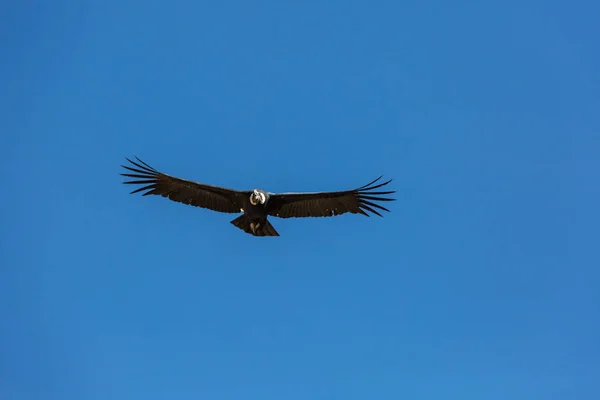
121,157 -> 245,214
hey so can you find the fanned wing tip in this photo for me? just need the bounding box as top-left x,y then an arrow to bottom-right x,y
356,176 -> 396,217
120,156 -> 160,195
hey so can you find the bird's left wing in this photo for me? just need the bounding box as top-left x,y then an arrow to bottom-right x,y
266,176 -> 395,218
121,157 -> 245,214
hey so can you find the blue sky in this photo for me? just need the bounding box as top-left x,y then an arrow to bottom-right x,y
1,1 -> 599,399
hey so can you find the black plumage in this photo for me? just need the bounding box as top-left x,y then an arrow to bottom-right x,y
121,157 -> 395,237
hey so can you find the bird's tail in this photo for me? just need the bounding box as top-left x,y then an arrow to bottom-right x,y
230,215 -> 280,237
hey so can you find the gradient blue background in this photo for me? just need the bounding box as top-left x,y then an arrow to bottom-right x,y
2,1 -> 599,399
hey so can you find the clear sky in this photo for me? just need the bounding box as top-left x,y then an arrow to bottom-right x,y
1,1 -> 599,399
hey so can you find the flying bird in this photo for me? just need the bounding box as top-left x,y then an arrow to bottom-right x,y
120,157 -> 395,237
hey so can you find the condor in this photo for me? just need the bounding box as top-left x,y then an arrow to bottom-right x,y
121,157 -> 395,237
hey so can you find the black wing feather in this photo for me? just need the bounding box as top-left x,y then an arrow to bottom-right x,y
120,157 -> 244,214
266,176 -> 395,219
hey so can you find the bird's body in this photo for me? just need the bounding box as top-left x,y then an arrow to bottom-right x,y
121,157 -> 395,237
232,189 -> 278,236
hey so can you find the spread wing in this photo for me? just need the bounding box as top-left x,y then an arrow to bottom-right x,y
120,157 -> 245,214
266,176 -> 395,218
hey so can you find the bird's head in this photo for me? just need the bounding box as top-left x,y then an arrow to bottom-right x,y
250,189 -> 266,206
